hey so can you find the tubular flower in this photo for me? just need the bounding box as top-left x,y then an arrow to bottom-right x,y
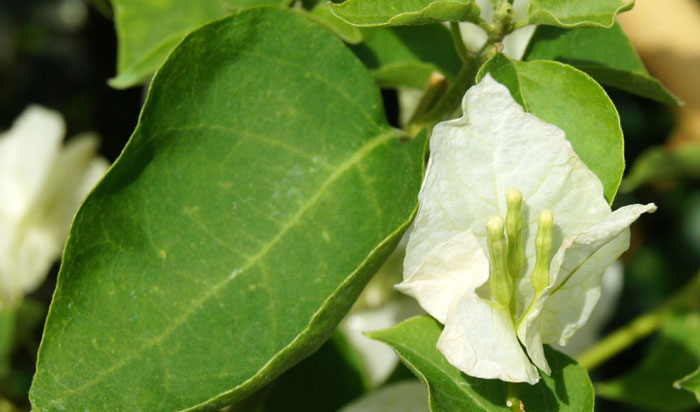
396,75 -> 656,384
0,106 -> 109,309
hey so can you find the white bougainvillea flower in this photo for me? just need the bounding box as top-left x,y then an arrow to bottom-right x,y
396,75 -> 656,384
0,105 -> 109,309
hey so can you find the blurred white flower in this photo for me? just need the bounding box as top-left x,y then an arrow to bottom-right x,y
0,105 -> 109,309
557,261 -> 624,356
340,235 -> 424,385
339,380 -> 429,412
397,75 -> 655,384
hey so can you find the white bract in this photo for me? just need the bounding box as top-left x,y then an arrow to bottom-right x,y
0,106 -> 109,309
397,75 -> 656,384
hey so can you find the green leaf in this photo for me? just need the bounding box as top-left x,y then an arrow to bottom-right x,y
329,0 -> 481,27
0,309 -> 13,380
622,143 -> 700,191
369,316 -> 594,412
675,366 -> 700,405
307,3 -> 363,44
477,53 -> 624,203
528,0 -> 634,28
108,0 -> 292,89
352,25 -> 462,88
597,312 -> 700,411
29,8 -> 427,412
524,23 -> 680,105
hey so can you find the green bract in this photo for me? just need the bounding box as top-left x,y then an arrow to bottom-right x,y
396,75 -> 655,383
369,316 -> 595,411
29,8 -> 426,412
329,0 -> 482,27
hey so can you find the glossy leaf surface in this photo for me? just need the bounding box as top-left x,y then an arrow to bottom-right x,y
30,8 -> 426,412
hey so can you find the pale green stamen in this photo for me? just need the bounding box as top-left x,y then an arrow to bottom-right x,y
505,187 -> 525,284
487,216 -> 511,310
485,189 -> 556,324
531,210 -> 554,294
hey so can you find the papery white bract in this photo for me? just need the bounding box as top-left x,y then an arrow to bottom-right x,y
0,105 -> 109,309
397,75 -> 656,384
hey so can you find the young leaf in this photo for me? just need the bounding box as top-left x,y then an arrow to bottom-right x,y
307,3 -> 363,44
369,316 -> 594,412
675,367 -> 700,405
524,24 -> 680,105
351,25 -> 462,88
329,0 -> 481,27
29,8 -> 427,412
108,0 -> 292,89
597,312 -> 700,411
528,0 -> 634,28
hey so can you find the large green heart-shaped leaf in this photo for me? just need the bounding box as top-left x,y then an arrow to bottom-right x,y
329,0 -> 481,27
477,53 -> 624,203
108,0 -> 291,89
369,316 -> 594,412
524,24 -> 680,105
528,0 -> 634,28
597,312 -> 700,411
30,8 -> 426,412
352,25 -> 462,88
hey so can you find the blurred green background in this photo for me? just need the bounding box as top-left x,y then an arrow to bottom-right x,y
1,1 -> 698,411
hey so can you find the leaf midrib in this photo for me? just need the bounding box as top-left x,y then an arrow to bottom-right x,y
50,127 -> 402,403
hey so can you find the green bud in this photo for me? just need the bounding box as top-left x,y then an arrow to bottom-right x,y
505,187 -> 525,283
531,210 -> 554,293
487,216 -> 512,310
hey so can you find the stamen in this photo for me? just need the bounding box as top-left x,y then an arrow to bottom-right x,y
487,216 -> 512,309
505,187 -> 525,282
531,210 -> 554,294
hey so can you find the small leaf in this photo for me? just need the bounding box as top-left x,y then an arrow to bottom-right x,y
108,0 -> 292,89
524,23 -> 680,105
307,3 -> 363,44
329,0 -> 481,27
352,25 -> 462,88
369,316 -> 594,412
29,8 -> 427,412
477,53 -> 624,203
675,367 -> 700,405
597,312 -> 700,411
528,0 -> 634,28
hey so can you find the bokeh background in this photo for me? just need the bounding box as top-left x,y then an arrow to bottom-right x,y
0,0 -> 698,410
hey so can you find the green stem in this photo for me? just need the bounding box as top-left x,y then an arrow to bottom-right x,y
507,382 -> 520,412
449,22 -> 470,63
576,271 -> 700,371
